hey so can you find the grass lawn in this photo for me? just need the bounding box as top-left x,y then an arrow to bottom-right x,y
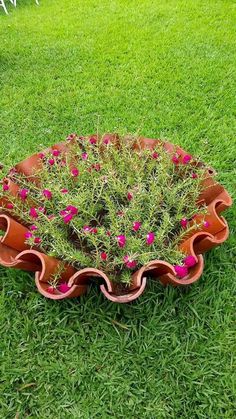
0,0 -> 235,417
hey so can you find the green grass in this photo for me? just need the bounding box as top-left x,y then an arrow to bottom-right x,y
0,0 -> 235,417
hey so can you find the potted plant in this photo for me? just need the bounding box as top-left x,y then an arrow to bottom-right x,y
0,134 -> 232,303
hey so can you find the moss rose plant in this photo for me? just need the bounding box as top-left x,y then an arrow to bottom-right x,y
1,134 -> 208,287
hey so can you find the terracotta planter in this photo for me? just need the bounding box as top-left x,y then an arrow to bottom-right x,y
0,135 -> 232,303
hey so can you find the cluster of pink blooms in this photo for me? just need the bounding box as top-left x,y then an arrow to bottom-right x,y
174,255 -> 198,278
24,224 -> 41,245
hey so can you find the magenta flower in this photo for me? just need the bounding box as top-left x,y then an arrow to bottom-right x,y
81,152 -> 88,160
183,255 -> 197,267
191,173 -> 198,179
25,231 -> 33,239
63,213 -> 74,224
183,154 -> 192,164
38,152 -> 45,159
101,252 -> 107,261
6,203 -> 14,210
58,283 -> 71,293
117,235 -> 126,248
152,152 -> 159,159
132,221 -> 141,231
204,221 -> 210,228
34,237 -> 41,244
48,158 -> 55,166
30,225 -> 38,231
91,227 -> 98,234
93,163 -> 101,171
174,265 -> 188,278
19,188 -> 29,200
71,168 -> 79,177
29,207 -> 38,219
2,184 -> 9,192
126,260 -> 137,269
127,192 -> 133,201
89,136 -> 97,145
60,209 -> 67,216
66,205 -> 78,215
146,232 -> 155,245
52,149 -> 60,157
42,189 -> 52,200
66,133 -> 77,141
46,286 -> 55,294
61,188 -> 68,194
180,218 -> 188,229
103,137 -> 110,145
123,256 -> 137,269
83,225 -> 92,232
172,155 -> 179,165
38,206 -> 46,213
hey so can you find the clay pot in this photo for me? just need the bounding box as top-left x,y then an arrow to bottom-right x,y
0,136 -> 232,303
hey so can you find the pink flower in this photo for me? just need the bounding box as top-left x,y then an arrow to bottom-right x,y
71,168 -> 79,177
132,221 -> 141,231
38,152 -> 45,159
123,256 -> 137,269
203,221 -> 210,228
93,163 -> 101,171
146,232 -> 155,245
61,188 -> 68,194
117,235 -> 126,248
183,154 -> 192,164
46,286 -> 55,294
89,136 -> 97,145
127,192 -> 133,201
191,173 -> 198,179
66,133 -> 77,141
58,283 -> 71,293
152,152 -> 159,159
103,137 -> 110,145
19,188 -> 29,200
48,158 -> 55,166
43,189 -> 52,199
2,184 -> 9,191
6,203 -> 14,210
29,207 -> 38,219
52,149 -> 60,157
81,152 -> 88,160
25,231 -> 33,239
91,227 -> 98,234
60,209 -> 67,216
38,206 -> 46,213
174,265 -> 188,278
30,225 -> 38,231
60,160 -> 66,167
101,252 -> 107,261
180,218 -> 188,229
126,260 -> 137,269
63,213 -> 74,224
83,225 -> 91,232
66,205 -> 78,215
183,255 -> 197,267
47,214 -> 55,221
34,237 -> 41,244
172,155 -> 179,165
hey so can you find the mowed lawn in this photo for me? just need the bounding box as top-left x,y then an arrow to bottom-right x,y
0,0 -> 235,417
